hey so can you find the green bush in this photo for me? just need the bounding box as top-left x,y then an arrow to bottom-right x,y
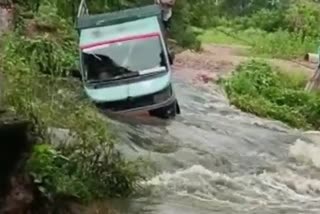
170,0 -> 201,50
250,30 -> 317,58
187,0 -> 220,28
198,26 -> 317,59
242,9 -> 285,32
2,32 -> 143,200
222,60 -> 320,129
192,0 -> 320,58
284,0 -> 320,41
1,3 -> 143,201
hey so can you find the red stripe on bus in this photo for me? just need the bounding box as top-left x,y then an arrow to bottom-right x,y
80,32 -> 160,50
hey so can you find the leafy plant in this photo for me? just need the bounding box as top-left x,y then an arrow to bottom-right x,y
222,60 -> 320,129
198,26 -> 318,59
27,144 -> 69,198
192,0 -> 320,58
1,2 -> 144,201
284,0 -> 320,41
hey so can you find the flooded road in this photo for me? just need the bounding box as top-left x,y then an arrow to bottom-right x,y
105,72 -> 320,214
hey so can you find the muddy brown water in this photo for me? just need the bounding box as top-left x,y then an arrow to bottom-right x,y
87,69 -> 320,214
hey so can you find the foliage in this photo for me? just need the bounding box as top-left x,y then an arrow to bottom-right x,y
13,0 -> 200,49
5,34 -> 76,76
170,0 -> 201,50
238,9 -> 285,32
220,0 -> 320,35
217,0 -> 289,16
14,0 -> 320,52
190,0 -> 320,58
197,26 -> 318,59
187,1 -> 220,28
249,30 -> 318,58
187,0 -> 290,28
27,144 -> 72,197
222,60 -> 320,129
197,26 -> 256,45
284,0 -> 320,41
1,2 -> 143,201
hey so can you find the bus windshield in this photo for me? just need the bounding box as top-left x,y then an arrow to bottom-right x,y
82,34 -> 167,82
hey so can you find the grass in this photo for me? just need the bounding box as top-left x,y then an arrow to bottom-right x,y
197,27 -> 318,59
196,27 -> 247,45
221,60 -> 320,129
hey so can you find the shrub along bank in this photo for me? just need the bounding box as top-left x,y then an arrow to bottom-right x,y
197,26 -> 318,59
221,60 -> 320,129
192,0 -> 320,58
1,0 -> 210,201
191,0 -> 320,129
1,1 -> 143,201
13,0 -> 201,50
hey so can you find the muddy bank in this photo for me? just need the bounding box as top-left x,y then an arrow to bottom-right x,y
174,44 -> 315,86
0,112 -> 47,213
0,4 -> 47,212
0,112 -> 86,214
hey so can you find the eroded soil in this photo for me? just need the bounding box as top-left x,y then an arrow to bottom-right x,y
174,44 -> 315,85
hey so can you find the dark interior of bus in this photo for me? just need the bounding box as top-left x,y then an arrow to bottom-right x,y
83,50 -> 168,81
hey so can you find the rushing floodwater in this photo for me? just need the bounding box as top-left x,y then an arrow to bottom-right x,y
102,73 -> 320,214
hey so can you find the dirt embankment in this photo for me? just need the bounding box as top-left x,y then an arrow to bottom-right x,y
0,4 -> 47,213
0,114 -> 89,212
0,112 -> 51,214
0,5 -> 81,213
174,44 -> 315,85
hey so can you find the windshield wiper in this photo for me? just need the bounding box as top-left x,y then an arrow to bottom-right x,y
88,71 -> 140,85
112,71 -> 140,80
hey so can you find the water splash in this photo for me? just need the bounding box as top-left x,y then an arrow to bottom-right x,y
290,138 -> 320,169
141,164 -> 320,209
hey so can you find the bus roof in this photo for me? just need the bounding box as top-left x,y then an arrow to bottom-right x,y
76,4 -> 161,30
79,16 -> 162,49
